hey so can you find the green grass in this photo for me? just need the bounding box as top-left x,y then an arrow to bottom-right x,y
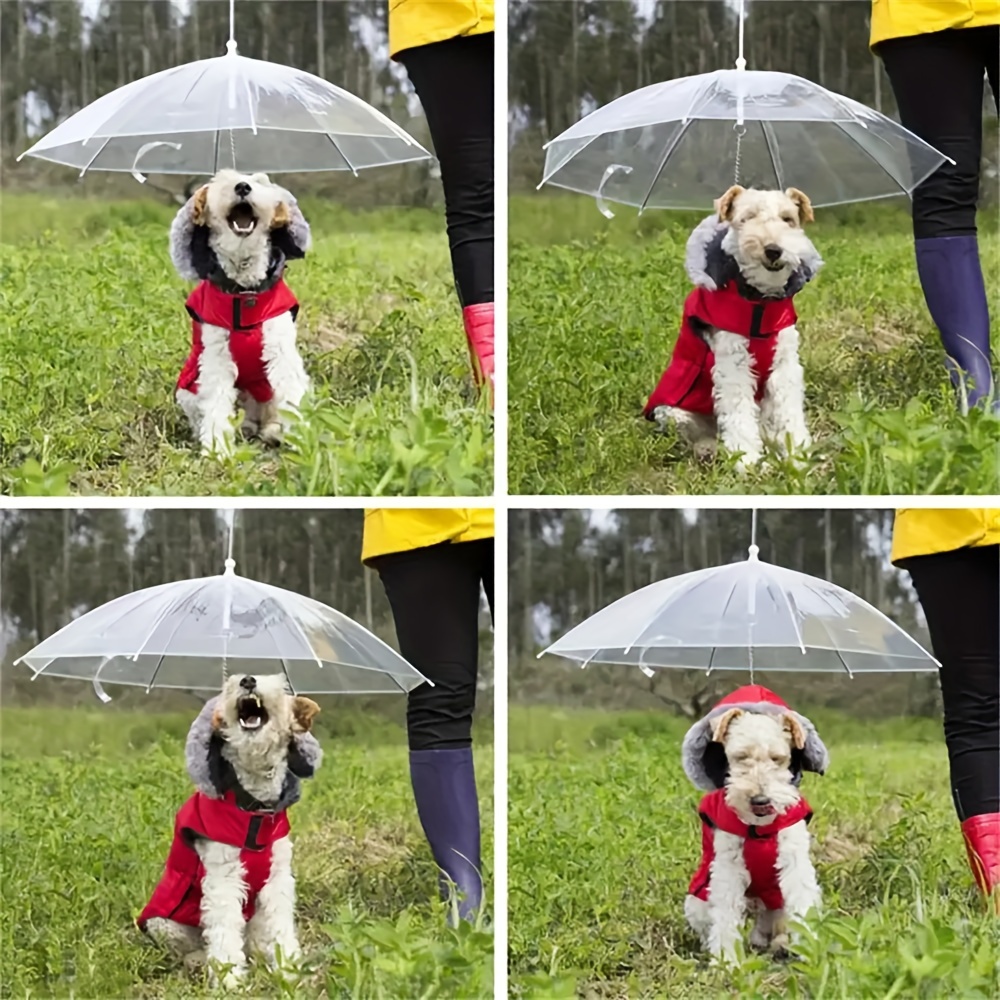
508,195 -> 999,495
0,706 -> 493,999
508,705 -> 1000,999
0,193 -> 492,496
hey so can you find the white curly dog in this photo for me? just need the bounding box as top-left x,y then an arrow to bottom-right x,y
169,170 -> 312,456
685,707 -> 822,964
138,674 -> 321,987
645,185 -> 824,470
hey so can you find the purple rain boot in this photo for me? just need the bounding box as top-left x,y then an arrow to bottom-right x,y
409,747 -> 483,922
914,236 -> 995,411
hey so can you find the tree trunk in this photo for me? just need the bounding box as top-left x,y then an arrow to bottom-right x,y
522,512 -> 534,653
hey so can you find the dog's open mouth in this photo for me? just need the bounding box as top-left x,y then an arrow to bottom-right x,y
227,202 -> 258,236
237,693 -> 268,730
751,802 -> 778,817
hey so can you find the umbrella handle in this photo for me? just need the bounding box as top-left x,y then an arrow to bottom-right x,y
596,163 -> 632,219
131,141 -> 182,183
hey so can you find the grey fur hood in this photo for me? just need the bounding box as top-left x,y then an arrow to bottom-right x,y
681,684 -> 829,791
169,184 -> 312,283
684,213 -> 824,299
185,695 -> 323,811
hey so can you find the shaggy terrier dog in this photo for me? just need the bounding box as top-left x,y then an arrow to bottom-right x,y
681,687 -> 828,965
644,185 -> 824,470
138,675 -> 321,988
169,170 -> 312,456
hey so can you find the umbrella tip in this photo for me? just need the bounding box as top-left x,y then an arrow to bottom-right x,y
748,544 -> 760,560
224,558 -> 236,574
226,39 -> 238,56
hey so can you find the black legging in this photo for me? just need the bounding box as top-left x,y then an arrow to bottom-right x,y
396,33 -> 494,307
877,26 -> 999,239
900,544 -> 1000,820
370,539 -> 494,750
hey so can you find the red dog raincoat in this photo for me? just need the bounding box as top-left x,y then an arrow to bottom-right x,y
643,282 -> 798,418
137,790 -> 290,929
177,279 -> 299,404
688,787 -> 813,910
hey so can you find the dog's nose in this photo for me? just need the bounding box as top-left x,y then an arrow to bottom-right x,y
239,675 -> 256,692
234,182 -> 252,198
764,244 -> 783,263
750,795 -> 771,807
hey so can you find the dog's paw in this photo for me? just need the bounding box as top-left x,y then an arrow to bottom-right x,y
258,422 -> 284,448
208,963 -> 248,991
240,419 -> 260,440
693,439 -> 718,463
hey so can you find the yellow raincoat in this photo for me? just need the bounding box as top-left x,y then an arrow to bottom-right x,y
891,508 -> 1000,562
362,508 -> 494,562
389,0 -> 495,59
871,1 -> 1000,47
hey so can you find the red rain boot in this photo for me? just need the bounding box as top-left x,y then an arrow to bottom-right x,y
462,302 -> 494,407
961,813 -> 1000,912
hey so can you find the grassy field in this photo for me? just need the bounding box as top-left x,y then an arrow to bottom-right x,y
508,195 -> 999,495
0,192 -> 492,496
0,705 -> 493,999
508,705 -> 1000,999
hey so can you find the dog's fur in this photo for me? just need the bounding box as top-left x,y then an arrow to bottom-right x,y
652,185 -> 823,470
685,708 -> 821,964
170,170 -> 311,455
142,675 -> 321,988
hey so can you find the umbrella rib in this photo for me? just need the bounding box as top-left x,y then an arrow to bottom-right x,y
761,568 -> 806,653
295,100 -> 360,175
79,136 -> 112,176
322,132 -> 358,176
279,657 -> 297,696
142,588 -> 212,692
637,118 -> 694,214
761,121 -> 783,189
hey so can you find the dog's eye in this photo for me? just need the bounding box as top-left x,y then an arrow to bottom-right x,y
781,214 -> 797,225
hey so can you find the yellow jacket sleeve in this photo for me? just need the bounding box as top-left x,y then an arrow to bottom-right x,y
891,508 -> 1000,563
871,1 -> 1000,47
362,508 -> 495,562
389,0 -> 494,59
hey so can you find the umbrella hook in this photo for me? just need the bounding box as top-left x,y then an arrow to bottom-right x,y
596,163 -> 632,219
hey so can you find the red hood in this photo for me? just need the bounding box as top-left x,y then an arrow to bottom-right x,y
713,685 -> 792,712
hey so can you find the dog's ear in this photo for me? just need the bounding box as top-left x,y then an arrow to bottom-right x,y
272,201 -> 290,228
715,184 -> 744,222
292,696 -> 320,732
711,707 -> 743,744
191,184 -> 210,226
785,187 -> 814,224
782,712 -> 807,750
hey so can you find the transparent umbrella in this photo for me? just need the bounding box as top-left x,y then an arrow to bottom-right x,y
538,3 -> 949,213
14,515 -> 428,699
541,517 -> 938,679
16,2 -> 430,179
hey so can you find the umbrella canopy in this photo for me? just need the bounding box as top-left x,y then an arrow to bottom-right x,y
538,68 -> 949,211
15,561 -> 429,696
17,42 -> 431,177
541,546 -> 939,676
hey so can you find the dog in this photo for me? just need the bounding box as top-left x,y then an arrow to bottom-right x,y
138,674 -> 322,987
644,185 -> 824,470
169,169 -> 312,456
684,706 -> 822,964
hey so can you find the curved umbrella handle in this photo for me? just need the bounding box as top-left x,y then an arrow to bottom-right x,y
596,163 -> 632,219
131,141 -> 182,183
